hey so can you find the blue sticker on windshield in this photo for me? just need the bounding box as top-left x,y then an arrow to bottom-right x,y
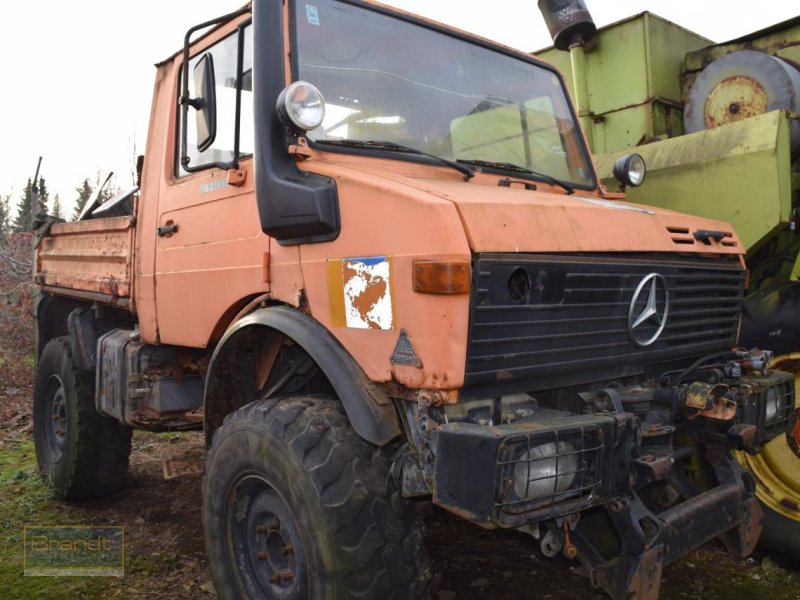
306,5 -> 320,26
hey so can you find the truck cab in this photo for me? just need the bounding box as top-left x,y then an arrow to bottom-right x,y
32,1 -> 796,598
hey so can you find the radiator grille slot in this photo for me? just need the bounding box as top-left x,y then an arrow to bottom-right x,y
465,254 -> 745,392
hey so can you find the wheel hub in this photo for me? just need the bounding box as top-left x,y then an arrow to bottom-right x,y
228,475 -> 307,597
44,376 -> 67,461
256,518 -> 296,586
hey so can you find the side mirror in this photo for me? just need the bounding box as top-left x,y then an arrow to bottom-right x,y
192,53 -> 217,152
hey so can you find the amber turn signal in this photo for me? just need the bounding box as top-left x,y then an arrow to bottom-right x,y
412,260 -> 471,294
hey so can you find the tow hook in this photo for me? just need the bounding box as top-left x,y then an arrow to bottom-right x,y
541,514 -> 580,560
562,520 -> 578,559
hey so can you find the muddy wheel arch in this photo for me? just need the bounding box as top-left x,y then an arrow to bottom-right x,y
203,304 -> 402,447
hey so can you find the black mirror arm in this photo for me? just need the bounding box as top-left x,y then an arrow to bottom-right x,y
180,96 -> 205,110
180,6 -> 251,174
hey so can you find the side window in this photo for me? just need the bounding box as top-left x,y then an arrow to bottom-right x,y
178,24 -> 253,176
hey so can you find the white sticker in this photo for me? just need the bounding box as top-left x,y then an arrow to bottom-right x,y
342,257 -> 393,330
306,5 -> 320,26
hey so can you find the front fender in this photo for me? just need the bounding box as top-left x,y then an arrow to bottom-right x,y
203,305 -> 402,446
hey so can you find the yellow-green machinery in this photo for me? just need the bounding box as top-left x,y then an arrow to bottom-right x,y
536,2 -> 800,559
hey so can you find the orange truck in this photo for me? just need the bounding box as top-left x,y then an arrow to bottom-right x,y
31,1 -> 796,598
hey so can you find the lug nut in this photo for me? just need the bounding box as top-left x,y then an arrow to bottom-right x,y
282,544 -> 294,555
257,551 -> 268,560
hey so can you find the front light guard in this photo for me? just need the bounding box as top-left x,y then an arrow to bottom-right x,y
737,371 -> 795,443
496,425 -> 607,521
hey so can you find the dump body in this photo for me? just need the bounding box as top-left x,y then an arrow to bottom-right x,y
36,216 -> 135,306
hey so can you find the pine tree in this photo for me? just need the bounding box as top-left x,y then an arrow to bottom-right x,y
52,193 -> 63,220
0,193 -> 10,238
12,178 -> 45,232
72,178 -> 94,221
38,177 -> 50,217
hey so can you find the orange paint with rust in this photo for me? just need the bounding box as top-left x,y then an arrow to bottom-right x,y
37,216 -> 136,301
34,0 -> 747,395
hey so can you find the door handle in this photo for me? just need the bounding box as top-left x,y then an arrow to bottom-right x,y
157,223 -> 179,237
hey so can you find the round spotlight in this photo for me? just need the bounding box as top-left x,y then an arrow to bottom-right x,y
276,81 -> 326,132
513,441 -> 577,501
613,153 -> 647,189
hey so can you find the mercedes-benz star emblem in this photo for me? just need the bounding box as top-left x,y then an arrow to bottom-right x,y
627,273 -> 669,347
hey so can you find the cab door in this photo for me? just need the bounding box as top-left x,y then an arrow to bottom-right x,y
154,21 -> 269,348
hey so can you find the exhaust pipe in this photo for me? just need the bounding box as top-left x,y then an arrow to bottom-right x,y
538,0 -> 596,50
537,0 -> 597,150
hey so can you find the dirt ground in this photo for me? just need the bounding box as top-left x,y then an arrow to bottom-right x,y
2,356 -> 800,599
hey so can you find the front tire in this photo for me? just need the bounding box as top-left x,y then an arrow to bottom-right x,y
203,395 -> 430,599
33,337 -> 132,499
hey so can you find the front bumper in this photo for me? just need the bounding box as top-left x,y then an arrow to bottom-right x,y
433,409 -> 763,600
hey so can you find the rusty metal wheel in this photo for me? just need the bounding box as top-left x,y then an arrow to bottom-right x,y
41,374 -> 68,463
227,474 -> 308,596
736,353 -> 800,562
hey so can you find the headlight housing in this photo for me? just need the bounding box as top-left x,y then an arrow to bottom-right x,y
276,81 -> 326,132
764,386 -> 784,423
613,153 -> 646,190
737,371 -> 795,443
432,413 -> 615,528
498,426 -> 606,521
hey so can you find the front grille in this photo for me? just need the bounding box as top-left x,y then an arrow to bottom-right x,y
465,254 -> 746,394
496,425 -> 605,525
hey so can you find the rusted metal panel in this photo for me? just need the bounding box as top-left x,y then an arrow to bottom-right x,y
36,216 -> 135,302
684,17 -> 800,96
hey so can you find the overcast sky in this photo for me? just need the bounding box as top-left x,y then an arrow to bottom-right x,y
1,1 -> 797,217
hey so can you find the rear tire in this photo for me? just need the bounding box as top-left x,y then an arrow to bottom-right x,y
203,395 -> 430,599
33,337 -> 132,499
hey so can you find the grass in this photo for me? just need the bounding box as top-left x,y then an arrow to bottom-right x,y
0,435 -> 111,598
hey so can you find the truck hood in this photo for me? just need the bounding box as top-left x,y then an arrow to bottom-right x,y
404,177 -> 744,256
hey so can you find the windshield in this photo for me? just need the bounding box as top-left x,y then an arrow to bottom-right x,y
293,0 -> 595,188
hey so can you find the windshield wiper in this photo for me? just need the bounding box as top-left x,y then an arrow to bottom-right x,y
455,159 -> 575,195
316,139 -> 475,181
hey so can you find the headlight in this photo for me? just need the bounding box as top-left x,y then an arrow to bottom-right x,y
275,81 -> 326,132
736,372 -> 795,443
763,384 -> 793,426
513,441 -> 578,501
491,419 -> 609,525
613,153 -> 646,189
